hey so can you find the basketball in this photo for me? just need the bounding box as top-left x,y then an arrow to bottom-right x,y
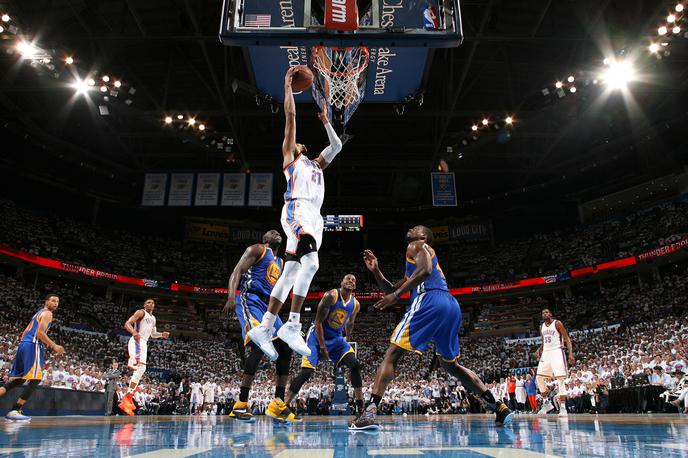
291,65 -> 313,92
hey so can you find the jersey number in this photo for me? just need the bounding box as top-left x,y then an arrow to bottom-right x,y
311,170 -> 322,185
545,336 -> 552,343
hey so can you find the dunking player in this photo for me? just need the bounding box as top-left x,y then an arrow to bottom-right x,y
248,67 -> 343,360
0,294 -> 64,421
223,230 -> 300,423
118,299 -> 169,416
535,308 -> 574,416
284,274 -> 366,415
350,226 -> 514,430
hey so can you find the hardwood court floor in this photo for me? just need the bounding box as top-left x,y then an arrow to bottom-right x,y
1,413 -> 687,457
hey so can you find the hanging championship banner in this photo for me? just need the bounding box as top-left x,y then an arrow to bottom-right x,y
167,173 -> 195,206
221,173 -> 247,206
248,173 -> 273,207
431,172 -> 457,207
194,173 -> 220,206
141,173 -> 168,206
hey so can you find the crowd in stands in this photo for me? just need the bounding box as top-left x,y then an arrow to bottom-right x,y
2,197 -> 687,293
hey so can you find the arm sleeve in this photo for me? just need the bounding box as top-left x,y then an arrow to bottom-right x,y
151,327 -> 163,339
320,123 -> 343,164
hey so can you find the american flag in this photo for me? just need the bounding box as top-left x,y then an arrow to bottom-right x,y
244,14 -> 271,28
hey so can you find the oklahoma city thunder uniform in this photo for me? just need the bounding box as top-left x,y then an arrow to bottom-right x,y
390,245 -> 462,362
236,245 -> 284,345
10,309 -> 51,380
302,289 -> 359,368
127,310 -> 156,368
281,154 -> 325,255
536,320 -> 568,378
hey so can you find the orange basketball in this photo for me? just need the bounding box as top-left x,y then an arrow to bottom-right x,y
291,65 -> 313,92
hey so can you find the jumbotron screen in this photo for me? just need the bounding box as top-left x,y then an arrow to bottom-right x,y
323,215 -> 364,232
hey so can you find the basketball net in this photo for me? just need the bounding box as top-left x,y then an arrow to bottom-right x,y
311,46 -> 370,110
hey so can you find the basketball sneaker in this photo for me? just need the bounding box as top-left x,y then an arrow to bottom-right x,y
349,405 -> 381,431
495,402 -> 514,427
5,410 -> 31,422
276,322 -> 311,357
266,398 -> 302,423
118,393 -> 137,417
538,399 -> 554,414
247,325 -> 279,361
229,401 -> 255,422
558,403 -> 568,417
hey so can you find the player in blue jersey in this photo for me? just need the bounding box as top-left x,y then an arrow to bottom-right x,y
349,226 -> 513,430
223,230 -> 300,423
284,274 -> 366,415
0,293 -> 65,421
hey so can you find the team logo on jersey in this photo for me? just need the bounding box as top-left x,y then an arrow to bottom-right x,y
266,262 -> 282,286
327,309 -> 348,329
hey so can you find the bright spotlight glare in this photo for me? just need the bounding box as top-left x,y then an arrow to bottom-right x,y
603,58 -> 610,65
601,60 -> 636,90
100,85 -> 107,93
199,124 -> 206,131
676,4 -> 684,13
71,79 -> 91,96
481,118 -> 489,126
667,14 -> 676,23
87,78 -> 95,86
102,75 -> 110,82
649,43 -> 660,53
672,26 -> 681,34
658,26 -> 668,35
17,41 -> 38,59
177,114 -> 183,120
188,118 -> 196,126
164,116 -> 173,124
1,14 -> 9,22
569,86 -> 577,93
114,80 -> 122,88
65,56 -> 74,65
471,125 -> 478,131
567,75 -> 575,83
555,81 -> 563,88
0,26 -> 4,33
505,116 -> 513,125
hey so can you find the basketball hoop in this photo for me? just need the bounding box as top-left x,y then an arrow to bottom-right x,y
311,46 -> 370,110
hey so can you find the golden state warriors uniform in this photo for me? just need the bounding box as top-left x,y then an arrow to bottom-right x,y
236,245 -> 284,345
302,289 -> 359,369
390,245 -> 462,362
281,154 -> 325,255
10,309 -> 50,380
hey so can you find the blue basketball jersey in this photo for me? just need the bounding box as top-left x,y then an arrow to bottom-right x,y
22,308 -> 50,345
405,244 -> 449,302
322,289 -> 359,340
240,245 -> 283,300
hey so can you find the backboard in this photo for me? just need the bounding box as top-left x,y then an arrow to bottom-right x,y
219,0 -> 463,126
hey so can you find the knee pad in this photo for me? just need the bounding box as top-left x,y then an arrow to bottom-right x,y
243,344 -> 264,376
274,340 -> 293,376
20,380 -> 40,400
296,235 -> 318,257
271,260 -> 302,303
288,368 -> 314,395
131,364 -> 146,384
340,353 -> 363,388
293,252 -> 319,297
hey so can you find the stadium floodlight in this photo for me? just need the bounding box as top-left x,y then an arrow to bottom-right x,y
164,116 -> 173,124
658,26 -> 668,35
555,81 -> 563,88
481,118 -> 489,126
649,43 -> 660,54
676,4 -> 684,13
567,75 -> 575,83
65,56 -> 74,65
569,86 -> 577,93
71,78 -> 91,96
667,14 -> 676,23
672,26 -> 681,34
1,14 -> 10,23
505,116 -> 513,125
17,40 -> 38,59
600,60 -> 636,90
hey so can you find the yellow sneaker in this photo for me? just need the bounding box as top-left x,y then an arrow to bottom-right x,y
229,401 -> 254,422
266,398 -> 302,423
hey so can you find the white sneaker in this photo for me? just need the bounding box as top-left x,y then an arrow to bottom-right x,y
538,399 -> 554,415
5,410 -> 31,422
247,324 -> 279,361
559,404 -> 568,417
276,322 -> 311,356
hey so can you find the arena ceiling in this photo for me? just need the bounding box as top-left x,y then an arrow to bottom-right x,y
0,0 -> 687,212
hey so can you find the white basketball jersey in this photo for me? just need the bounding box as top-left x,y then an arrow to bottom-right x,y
136,310 -> 156,341
541,320 -> 563,351
283,154 -> 325,211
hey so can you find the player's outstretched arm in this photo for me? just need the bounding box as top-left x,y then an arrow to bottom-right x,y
282,67 -> 299,168
314,101 -> 342,171
374,241 -> 432,310
223,244 -> 264,316
363,249 -> 402,294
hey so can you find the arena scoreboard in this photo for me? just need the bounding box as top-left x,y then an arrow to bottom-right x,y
323,215 -> 364,232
